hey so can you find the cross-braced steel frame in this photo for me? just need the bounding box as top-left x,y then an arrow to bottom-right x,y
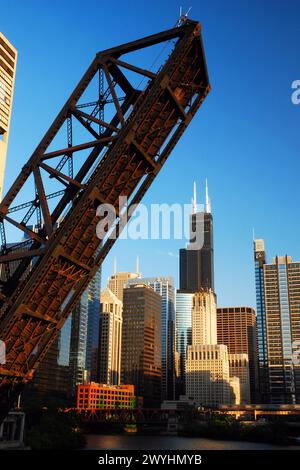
0,20 -> 210,421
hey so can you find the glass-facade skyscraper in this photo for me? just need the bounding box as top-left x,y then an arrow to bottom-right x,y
175,291 -> 193,384
33,315 -> 72,395
254,239 -> 300,404
254,239 -> 269,402
33,268 -> 101,397
86,270 -> 102,381
69,268 -> 102,394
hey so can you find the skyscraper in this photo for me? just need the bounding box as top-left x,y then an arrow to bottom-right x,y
108,258 -> 140,301
217,306 -> 259,403
86,270 -> 102,381
175,291 -> 193,396
33,268 -> 102,397
127,276 -> 175,400
69,268 -> 102,394
99,287 -> 123,385
69,290 -> 89,393
0,32 -> 17,200
254,239 -> 269,402
254,239 -> 300,404
180,180 -> 214,292
122,284 -> 162,407
186,290 -> 236,406
192,288 -> 217,345
176,181 -> 215,397
33,315 -> 72,396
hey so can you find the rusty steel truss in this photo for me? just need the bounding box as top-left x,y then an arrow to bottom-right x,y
0,20 -> 210,421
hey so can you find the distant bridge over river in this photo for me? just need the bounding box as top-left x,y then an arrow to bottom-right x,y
67,404 -> 300,424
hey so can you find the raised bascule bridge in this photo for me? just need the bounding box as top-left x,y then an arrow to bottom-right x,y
0,19 -> 210,422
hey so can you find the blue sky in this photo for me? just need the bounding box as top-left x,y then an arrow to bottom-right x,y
1,0 -> 300,307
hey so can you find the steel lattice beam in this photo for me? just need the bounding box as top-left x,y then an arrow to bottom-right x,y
0,20 -> 210,422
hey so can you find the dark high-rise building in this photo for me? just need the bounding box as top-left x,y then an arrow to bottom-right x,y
254,239 -> 300,404
33,315 -> 72,396
180,180 -> 214,292
33,267 -> 102,397
69,268 -> 102,394
217,307 -> 260,403
254,239 -> 269,402
122,284 -> 162,407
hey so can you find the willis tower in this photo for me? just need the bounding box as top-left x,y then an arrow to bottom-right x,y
180,180 -> 214,292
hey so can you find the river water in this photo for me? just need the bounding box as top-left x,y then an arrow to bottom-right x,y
85,434 -> 299,450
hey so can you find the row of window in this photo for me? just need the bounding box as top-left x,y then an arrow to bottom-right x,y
0,38 -> 16,60
0,114 -> 8,127
79,390 -> 133,396
0,68 -> 13,87
0,94 -> 10,106
79,398 -> 133,403
189,350 -> 219,360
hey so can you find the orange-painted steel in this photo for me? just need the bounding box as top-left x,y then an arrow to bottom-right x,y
0,20 -> 210,421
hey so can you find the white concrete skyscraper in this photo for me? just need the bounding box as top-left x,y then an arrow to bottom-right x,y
192,288 -> 217,345
186,289 -> 233,407
99,288 -> 123,385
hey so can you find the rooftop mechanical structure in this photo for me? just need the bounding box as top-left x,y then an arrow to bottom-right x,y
0,20 -> 210,422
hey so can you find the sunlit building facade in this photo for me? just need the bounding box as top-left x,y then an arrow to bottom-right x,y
0,32 -> 17,200
108,270 -> 140,302
254,239 -> 300,404
77,383 -> 135,410
192,289 -> 217,345
264,255 -> 300,404
186,344 -> 232,406
128,276 -> 175,400
229,376 -> 241,405
228,353 -> 250,404
99,288 -> 123,385
217,306 -> 259,403
122,284 -> 162,407
186,289 -> 238,406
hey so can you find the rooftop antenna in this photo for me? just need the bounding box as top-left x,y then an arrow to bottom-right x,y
136,255 -> 140,275
177,6 -> 192,26
205,178 -> 211,213
192,180 -> 197,214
